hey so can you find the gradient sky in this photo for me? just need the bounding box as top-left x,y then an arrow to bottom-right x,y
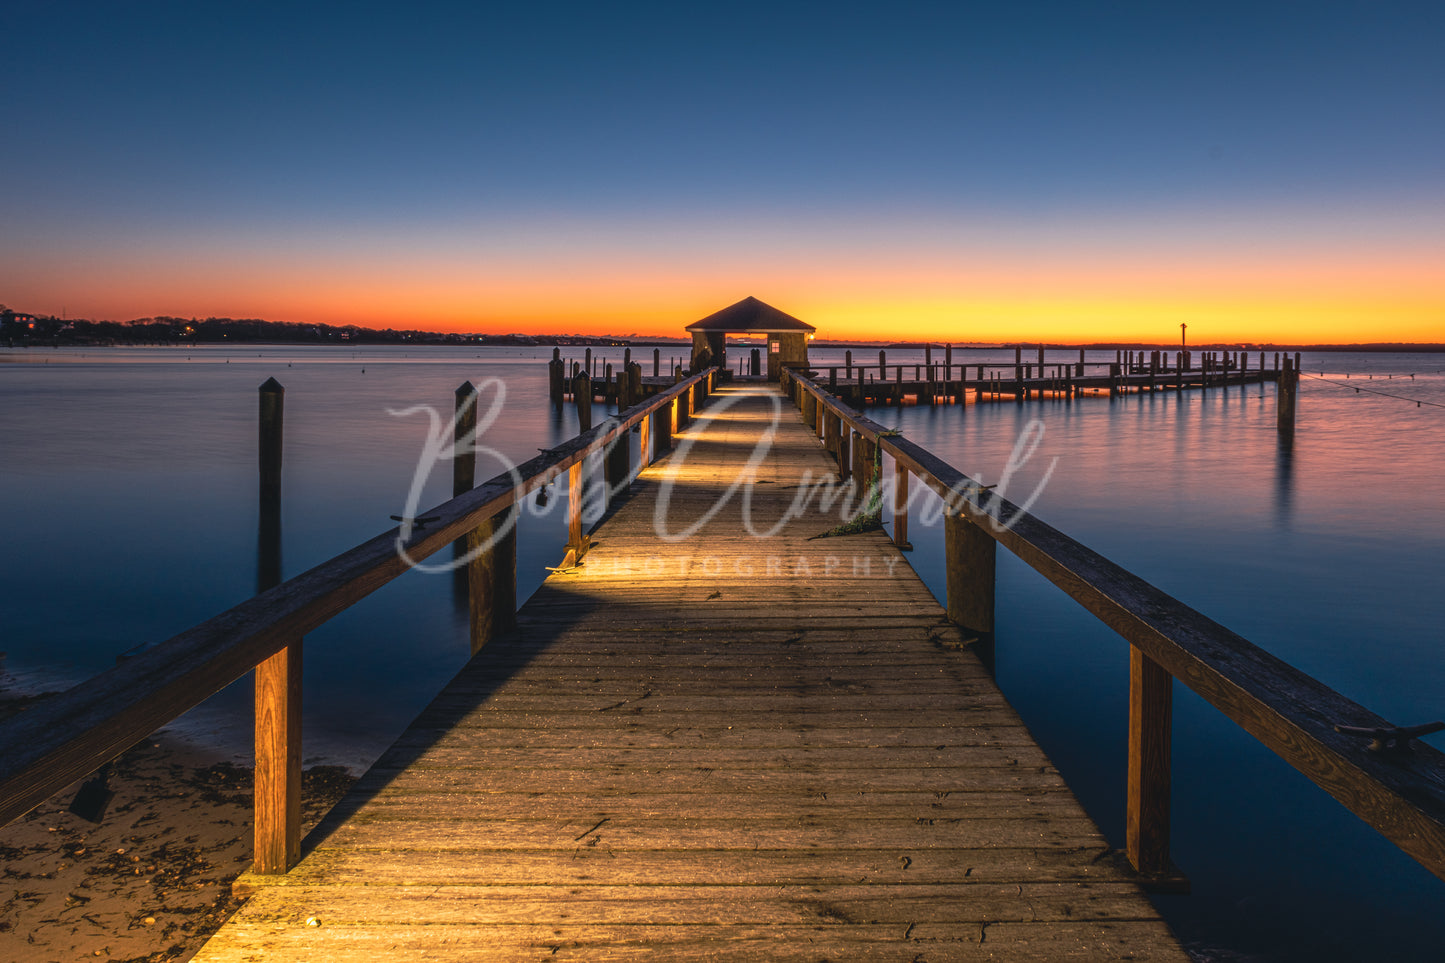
4,1 -> 1443,342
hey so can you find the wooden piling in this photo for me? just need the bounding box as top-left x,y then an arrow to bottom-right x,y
944,511 -> 996,673
465,508 -> 516,654
253,376 -> 299,876
572,371 -> 592,432
259,378 -> 284,498
1277,355 -> 1298,437
1127,648 -> 1175,883
615,365 -> 630,409
654,348 -> 660,377
453,382 -> 477,497
549,350 -> 565,406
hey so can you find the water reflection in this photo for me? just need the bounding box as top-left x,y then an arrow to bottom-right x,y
1274,441 -> 1295,526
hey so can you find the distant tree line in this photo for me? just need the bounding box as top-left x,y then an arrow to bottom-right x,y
0,307 -> 551,347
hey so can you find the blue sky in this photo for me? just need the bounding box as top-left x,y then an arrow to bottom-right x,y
4,1 -> 1443,340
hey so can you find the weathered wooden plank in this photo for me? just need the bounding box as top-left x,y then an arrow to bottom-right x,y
243,845 -> 1127,888
372,744 -> 1056,771
386,723 -> 1041,749
399,693 -> 1013,714
310,815 -> 1107,851
195,921 -> 1187,962
209,881 -> 1162,925
344,791 -> 1085,821
405,707 -> 1022,730
350,766 -> 1073,797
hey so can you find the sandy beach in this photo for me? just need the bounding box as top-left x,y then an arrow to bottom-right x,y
0,688 -> 353,963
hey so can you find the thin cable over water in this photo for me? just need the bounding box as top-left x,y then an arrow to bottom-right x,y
1304,372 -> 1445,410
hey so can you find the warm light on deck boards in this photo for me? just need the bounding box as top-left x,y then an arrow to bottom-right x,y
193,382 -> 1186,961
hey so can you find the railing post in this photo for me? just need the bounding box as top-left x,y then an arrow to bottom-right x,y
604,422 -> 631,509
253,637 -> 301,875
837,424 -> 851,481
639,407 -> 652,469
1127,647 -> 1175,883
944,511 -> 995,673
892,460 -> 912,550
466,506 -> 517,654
563,461 -> 589,567
853,433 -> 879,515
654,399 -> 673,455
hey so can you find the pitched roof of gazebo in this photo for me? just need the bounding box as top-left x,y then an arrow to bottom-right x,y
685,296 -> 814,333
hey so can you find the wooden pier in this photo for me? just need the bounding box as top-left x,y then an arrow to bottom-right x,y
551,345 -> 1296,408
3,354 -> 1440,961
191,381 -> 1186,960
808,347 -> 1291,407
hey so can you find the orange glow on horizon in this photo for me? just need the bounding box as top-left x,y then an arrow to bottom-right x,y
10,244 -> 1442,345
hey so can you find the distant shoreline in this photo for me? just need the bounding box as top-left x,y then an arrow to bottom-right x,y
5,307 -> 1444,353
5,338 -> 1445,354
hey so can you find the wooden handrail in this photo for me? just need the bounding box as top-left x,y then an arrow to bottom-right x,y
781,367 -> 1445,883
0,368 -> 716,830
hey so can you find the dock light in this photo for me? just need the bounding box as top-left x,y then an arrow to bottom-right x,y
536,485 -> 550,508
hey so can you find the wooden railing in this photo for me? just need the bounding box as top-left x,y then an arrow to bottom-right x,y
780,365 -> 1445,886
802,348 -> 1295,387
0,367 -> 717,875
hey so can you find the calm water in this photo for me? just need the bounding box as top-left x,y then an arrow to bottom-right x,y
2,343 -> 1442,961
